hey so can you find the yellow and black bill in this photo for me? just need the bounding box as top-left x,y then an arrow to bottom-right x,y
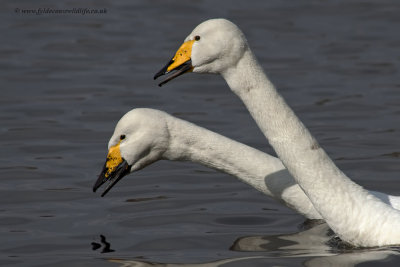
93,143 -> 130,197
154,40 -> 195,87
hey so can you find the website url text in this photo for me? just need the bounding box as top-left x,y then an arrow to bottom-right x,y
15,8 -> 107,15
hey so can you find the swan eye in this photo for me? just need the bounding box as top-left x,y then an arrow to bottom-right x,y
194,35 -> 201,41
120,134 -> 126,141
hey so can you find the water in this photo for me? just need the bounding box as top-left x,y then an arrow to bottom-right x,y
1,0 -> 399,266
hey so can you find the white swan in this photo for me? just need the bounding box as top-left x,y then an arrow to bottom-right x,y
93,109 -> 400,221
153,19 -> 400,247
93,108 -> 320,218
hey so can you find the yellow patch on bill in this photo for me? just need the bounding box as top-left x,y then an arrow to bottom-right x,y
167,40 -> 195,72
105,141 -> 123,178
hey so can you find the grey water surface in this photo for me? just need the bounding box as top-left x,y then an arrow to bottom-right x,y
1,0 -> 399,266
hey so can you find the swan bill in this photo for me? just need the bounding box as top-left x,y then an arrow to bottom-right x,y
93,143 -> 131,197
93,160 -> 130,197
154,40 -> 194,86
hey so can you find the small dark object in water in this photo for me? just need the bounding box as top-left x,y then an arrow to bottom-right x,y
91,235 -> 115,253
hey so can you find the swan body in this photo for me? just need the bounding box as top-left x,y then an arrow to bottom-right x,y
154,19 -> 400,247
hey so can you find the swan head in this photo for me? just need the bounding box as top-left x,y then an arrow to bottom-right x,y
93,108 -> 169,197
154,18 -> 248,86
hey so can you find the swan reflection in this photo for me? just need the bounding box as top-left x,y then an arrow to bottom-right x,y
103,222 -> 400,266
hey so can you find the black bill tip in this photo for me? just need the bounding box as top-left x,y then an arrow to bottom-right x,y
154,58 -> 173,80
154,60 -> 193,87
93,160 -> 130,197
93,162 -> 108,193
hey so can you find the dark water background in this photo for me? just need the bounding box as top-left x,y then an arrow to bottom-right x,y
1,0 -> 399,266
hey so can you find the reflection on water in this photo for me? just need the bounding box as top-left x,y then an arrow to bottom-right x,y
1,0 -> 399,266
108,251 -> 400,267
105,222 -> 400,266
92,235 -> 115,254
231,221 -> 333,255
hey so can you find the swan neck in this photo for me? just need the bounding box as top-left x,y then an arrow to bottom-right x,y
163,115 -> 322,219
163,116 -> 280,185
221,47 -> 400,246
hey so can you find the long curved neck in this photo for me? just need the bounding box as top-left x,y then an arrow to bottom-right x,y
163,115 -> 321,219
221,48 -> 400,246
223,50 -> 346,196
